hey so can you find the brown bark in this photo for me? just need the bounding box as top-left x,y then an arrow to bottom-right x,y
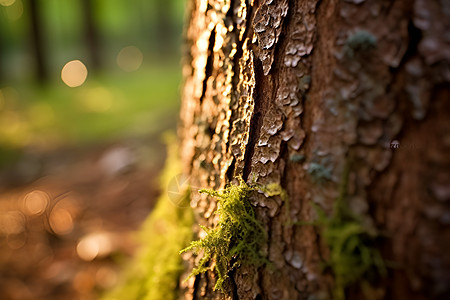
179,0 -> 450,299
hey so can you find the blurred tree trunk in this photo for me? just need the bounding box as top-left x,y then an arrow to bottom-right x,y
0,30 -> 3,84
178,0 -> 450,299
154,0 -> 176,57
81,0 -> 101,71
28,0 -> 48,83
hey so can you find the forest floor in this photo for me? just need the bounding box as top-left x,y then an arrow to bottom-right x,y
0,133 -> 168,300
0,62 -> 181,299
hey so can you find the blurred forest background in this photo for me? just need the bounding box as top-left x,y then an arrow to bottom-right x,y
0,0 -> 185,299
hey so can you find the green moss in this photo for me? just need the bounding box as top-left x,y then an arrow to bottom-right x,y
303,167 -> 385,300
180,178 -> 268,292
259,182 -> 287,199
102,134 -> 193,300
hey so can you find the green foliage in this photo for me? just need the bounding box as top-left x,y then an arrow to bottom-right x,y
0,63 -> 180,152
180,178 -> 268,292
102,135 -> 193,300
305,168 -> 385,300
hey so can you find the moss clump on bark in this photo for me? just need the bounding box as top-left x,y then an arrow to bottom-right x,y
306,168 -> 385,300
180,178 -> 268,292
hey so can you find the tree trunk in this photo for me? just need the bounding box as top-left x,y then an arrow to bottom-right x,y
81,0 -> 102,71
154,0 -> 176,57
0,28 -> 3,84
28,0 -> 48,83
178,0 -> 450,299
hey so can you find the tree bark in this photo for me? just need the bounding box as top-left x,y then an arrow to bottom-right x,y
154,0 -> 176,56
178,0 -> 450,299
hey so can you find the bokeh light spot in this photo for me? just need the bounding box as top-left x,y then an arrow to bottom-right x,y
22,190 -> 50,216
76,233 -> 113,261
6,0 -> 22,20
0,0 -> 15,6
61,60 -> 88,87
49,208 -> 73,235
116,46 -> 143,72
0,210 -> 26,235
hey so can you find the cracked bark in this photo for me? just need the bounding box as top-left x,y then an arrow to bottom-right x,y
178,0 -> 450,299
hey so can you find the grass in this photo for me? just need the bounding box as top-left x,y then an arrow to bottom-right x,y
0,61 -> 181,166
102,135 -> 193,300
